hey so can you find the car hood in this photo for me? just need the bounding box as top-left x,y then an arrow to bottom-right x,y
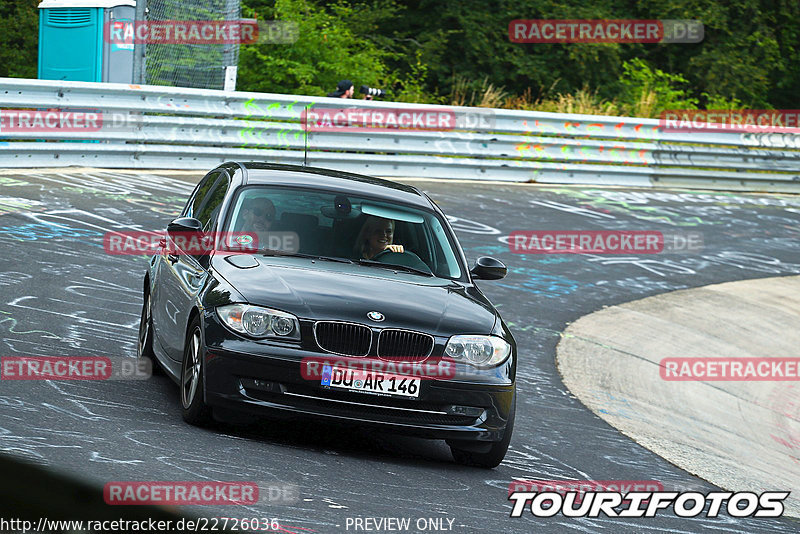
210,255 -> 498,336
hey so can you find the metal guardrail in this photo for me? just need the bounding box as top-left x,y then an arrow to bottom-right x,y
1,78 -> 799,192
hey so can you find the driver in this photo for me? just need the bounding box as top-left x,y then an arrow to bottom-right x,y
241,198 -> 275,233
235,198 -> 276,250
354,216 -> 404,259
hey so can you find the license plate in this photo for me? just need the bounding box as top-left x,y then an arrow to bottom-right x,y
320,364 -> 420,398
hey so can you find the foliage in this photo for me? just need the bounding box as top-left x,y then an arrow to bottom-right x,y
0,0 -> 39,78
1,0 -> 797,117
503,86 -> 622,116
618,58 -> 698,116
238,0 -> 397,96
361,0 -> 798,113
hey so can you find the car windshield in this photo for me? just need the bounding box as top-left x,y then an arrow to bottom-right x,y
224,185 -> 463,279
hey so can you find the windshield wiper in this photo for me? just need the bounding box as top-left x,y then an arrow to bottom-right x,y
356,259 -> 434,277
260,249 -> 354,264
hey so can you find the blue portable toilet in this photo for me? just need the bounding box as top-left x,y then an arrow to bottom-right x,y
38,0 -> 136,83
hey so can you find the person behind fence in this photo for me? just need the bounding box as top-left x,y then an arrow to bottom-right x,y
354,216 -> 404,259
327,80 -> 354,99
327,80 -> 375,100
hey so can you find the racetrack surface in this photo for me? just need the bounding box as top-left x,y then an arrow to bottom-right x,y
1,169 -> 799,533
558,275 -> 800,517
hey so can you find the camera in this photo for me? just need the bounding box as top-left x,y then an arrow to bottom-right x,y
360,85 -> 386,99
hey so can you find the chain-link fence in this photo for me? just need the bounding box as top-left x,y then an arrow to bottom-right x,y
137,0 -> 240,90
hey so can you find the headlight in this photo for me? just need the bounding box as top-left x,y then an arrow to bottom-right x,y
216,304 -> 300,340
444,335 -> 511,367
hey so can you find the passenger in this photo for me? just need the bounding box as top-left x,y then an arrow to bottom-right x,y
354,216 -> 404,259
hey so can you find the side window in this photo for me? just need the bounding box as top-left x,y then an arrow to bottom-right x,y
183,171 -> 220,218
196,174 -> 230,231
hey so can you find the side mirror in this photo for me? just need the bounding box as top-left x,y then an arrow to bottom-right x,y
165,217 -> 210,264
167,217 -> 203,234
470,256 -> 507,280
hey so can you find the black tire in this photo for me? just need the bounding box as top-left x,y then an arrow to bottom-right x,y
180,316 -> 212,426
137,289 -> 162,375
449,392 -> 515,468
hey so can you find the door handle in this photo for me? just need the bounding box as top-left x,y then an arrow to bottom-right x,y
162,236 -> 179,263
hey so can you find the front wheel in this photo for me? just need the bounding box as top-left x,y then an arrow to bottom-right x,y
449,393 -> 515,468
180,316 -> 212,426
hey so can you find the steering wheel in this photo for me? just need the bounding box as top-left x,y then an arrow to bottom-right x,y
371,248 -> 399,261
370,249 -> 432,273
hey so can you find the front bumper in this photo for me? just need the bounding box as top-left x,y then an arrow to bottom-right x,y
202,311 -> 515,442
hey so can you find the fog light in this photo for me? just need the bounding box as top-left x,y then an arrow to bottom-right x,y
242,378 -> 281,393
445,405 -> 485,417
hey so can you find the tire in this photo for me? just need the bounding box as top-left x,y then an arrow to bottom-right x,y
449,392 -> 515,468
137,289 -> 162,375
180,316 -> 212,426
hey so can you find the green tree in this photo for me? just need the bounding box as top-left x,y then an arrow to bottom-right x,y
2,0 -> 797,114
0,0 -> 39,78
238,0 -> 398,95
364,0 -> 799,109
619,58 -> 698,116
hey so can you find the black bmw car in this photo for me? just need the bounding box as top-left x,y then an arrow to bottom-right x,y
138,162 -> 516,467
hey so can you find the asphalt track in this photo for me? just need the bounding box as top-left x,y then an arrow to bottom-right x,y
1,169 -> 799,533
557,275 -> 800,516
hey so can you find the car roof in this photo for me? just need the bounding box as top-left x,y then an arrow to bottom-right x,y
224,162 -> 434,209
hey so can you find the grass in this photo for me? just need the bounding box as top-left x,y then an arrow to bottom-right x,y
450,78 -> 667,118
